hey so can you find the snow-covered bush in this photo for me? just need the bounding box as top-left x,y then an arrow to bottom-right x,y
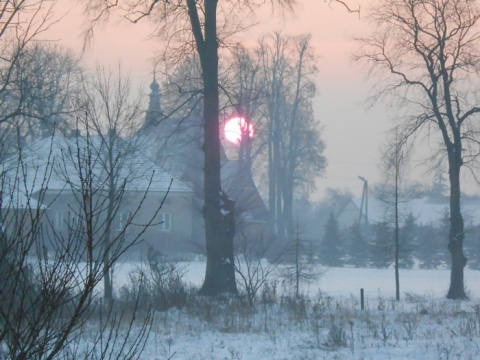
119,247 -> 189,311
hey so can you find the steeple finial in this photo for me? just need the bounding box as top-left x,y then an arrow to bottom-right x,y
150,69 -> 160,93
144,69 -> 162,128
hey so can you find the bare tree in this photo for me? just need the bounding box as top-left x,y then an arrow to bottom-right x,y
77,65 -> 148,305
222,45 -> 266,171
259,33 -> 326,242
0,0 -> 58,115
392,137 -> 404,302
280,223 -> 320,298
0,2 -> 77,160
82,0 -> 357,296
354,0 -> 480,299
377,130 -> 412,301
161,55 -> 204,121
6,44 -> 81,140
82,0 -> 275,297
0,133 -> 155,359
234,230 -> 277,306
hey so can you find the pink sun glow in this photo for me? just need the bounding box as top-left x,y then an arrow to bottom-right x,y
224,117 -> 254,144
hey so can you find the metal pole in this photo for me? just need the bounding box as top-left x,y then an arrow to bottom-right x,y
360,288 -> 364,310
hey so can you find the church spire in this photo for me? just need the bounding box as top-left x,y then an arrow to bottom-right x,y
145,72 -> 163,127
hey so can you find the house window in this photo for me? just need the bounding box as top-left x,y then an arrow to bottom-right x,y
158,213 -> 171,232
55,211 -> 78,231
116,212 -> 130,231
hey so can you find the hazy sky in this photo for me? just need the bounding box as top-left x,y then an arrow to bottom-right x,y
43,1 -> 480,200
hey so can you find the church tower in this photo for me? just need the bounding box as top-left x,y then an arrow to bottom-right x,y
144,76 -> 163,128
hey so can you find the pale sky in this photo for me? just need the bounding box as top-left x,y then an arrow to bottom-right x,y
41,1 -> 480,200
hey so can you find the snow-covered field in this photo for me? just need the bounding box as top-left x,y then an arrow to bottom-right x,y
113,261 -> 480,299
105,263 -> 480,359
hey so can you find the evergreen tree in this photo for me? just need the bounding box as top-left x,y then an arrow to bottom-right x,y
369,221 -> 393,268
344,223 -> 369,267
465,225 -> 480,270
399,212 -> 417,269
431,160 -> 448,197
280,224 -> 319,298
417,210 -> 449,269
320,213 -> 343,267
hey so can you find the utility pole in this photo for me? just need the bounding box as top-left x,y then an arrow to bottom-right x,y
358,176 -> 369,241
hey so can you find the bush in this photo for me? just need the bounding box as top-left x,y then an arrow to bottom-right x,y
119,247 -> 188,311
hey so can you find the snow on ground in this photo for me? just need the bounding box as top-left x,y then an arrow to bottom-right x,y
319,266 -> 480,300
103,262 -> 480,359
113,260 -> 480,300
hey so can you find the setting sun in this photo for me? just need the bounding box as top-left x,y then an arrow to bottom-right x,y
224,117 -> 254,144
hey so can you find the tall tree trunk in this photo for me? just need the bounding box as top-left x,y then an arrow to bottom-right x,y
446,152 -> 466,299
103,194 -> 113,305
268,126 -> 276,235
103,141 -> 115,306
276,173 -> 284,241
274,122 -> 283,240
192,0 -> 237,296
295,229 -> 300,298
394,154 -> 400,301
283,174 -> 294,241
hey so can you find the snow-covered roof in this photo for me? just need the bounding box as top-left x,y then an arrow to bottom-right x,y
1,135 -> 192,205
221,160 -> 268,219
351,195 -> 480,226
1,188 -> 45,210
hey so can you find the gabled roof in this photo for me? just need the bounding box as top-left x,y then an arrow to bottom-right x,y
0,187 -> 45,210
349,195 -> 480,226
2,135 -> 193,204
221,160 -> 268,220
